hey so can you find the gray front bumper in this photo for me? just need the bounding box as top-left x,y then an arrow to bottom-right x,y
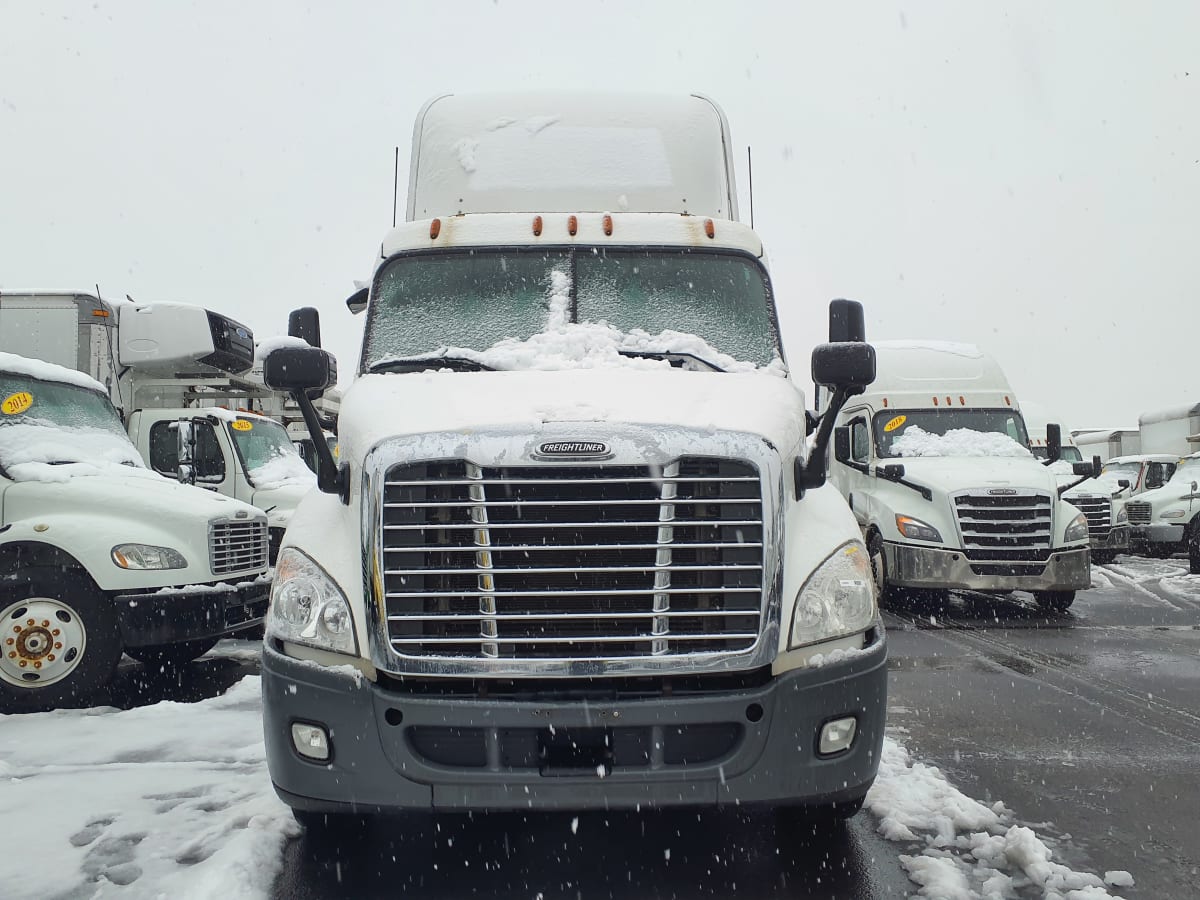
885,543 -> 1091,591
1093,526 -> 1131,552
1132,523 -> 1186,545
261,634 -> 887,814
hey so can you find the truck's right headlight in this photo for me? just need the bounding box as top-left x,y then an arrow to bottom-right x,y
1114,506 -> 1128,525
1064,511 -> 1089,543
269,547 -> 358,655
789,541 -> 877,649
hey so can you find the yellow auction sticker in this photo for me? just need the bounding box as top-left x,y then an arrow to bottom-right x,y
883,414 -> 907,433
1,392 -> 33,415
231,419 -> 254,431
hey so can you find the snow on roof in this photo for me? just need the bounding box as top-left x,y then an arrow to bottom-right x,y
891,426 -> 1033,459
0,351 -> 107,393
254,335 -> 310,363
1137,402 -> 1200,426
1106,453 -> 1180,465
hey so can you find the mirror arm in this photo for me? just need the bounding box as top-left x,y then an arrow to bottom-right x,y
878,467 -> 934,501
798,385 -> 855,497
1057,477 -> 1090,497
292,389 -> 344,498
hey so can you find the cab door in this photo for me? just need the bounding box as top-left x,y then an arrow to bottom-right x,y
145,417 -> 234,496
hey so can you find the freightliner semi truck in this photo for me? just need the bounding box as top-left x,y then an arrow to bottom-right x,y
258,93 -> 887,831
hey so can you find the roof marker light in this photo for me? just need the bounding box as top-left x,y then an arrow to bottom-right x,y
532,215 -> 543,236
932,396 -> 939,406
429,218 -> 441,239
92,309 -> 110,318
603,214 -> 613,236
1005,396 -> 1012,406
882,398 -> 889,408
568,215 -> 578,236
959,396 -> 965,406
704,219 -> 715,239
946,396 -> 952,406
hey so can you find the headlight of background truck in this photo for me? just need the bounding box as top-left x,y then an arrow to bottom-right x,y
269,547 -> 358,655
111,543 -> 188,570
895,514 -> 942,542
1064,511 -> 1089,543
789,541 -> 877,649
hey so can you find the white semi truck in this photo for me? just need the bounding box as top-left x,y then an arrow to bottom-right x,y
0,353 -> 270,711
824,341 -> 1093,612
258,93 -> 886,831
0,293 -> 316,560
1114,403 -> 1199,558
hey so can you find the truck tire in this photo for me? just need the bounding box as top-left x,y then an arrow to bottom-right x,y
1189,520 -> 1200,575
1033,591 -> 1075,613
1091,551 -> 1116,565
867,532 -> 896,606
126,637 -> 220,670
0,571 -> 123,712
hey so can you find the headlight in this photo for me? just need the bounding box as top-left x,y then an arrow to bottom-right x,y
1160,509 -> 1186,519
112,544 -> 187,570
269,547 -> 357,655
1064,511 -> 1089,543
1114,506 -> 1128,525
895,514 -> 942,543
789,542 -> 877,649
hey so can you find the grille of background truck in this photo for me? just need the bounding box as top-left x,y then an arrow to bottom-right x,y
209,518 -> 269,575
953,491 -> 1054,576
1124,501 -> 1152,525
380,458 -> 764,661
1066,495 -> 1112,538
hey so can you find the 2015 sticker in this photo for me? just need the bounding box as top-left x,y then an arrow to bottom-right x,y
231,419 -> 254,431
883,414 -> 907,433
1,392 -> 33,415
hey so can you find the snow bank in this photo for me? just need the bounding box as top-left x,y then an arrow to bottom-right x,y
0,676 -> 297,900
867,737 -> 1130,899
891,427 -> 1033,459
0,422 -> 156,483
0,350 -> 108,392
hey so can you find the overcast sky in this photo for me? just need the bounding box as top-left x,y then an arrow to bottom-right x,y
2,1 -> 1197,429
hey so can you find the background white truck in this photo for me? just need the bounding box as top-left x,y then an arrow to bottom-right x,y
826,341 -> 1093,611
1074,428 -> 1140,463
0,353 -> 270,711
0,293 -> 316,560
259,92 -> 887,833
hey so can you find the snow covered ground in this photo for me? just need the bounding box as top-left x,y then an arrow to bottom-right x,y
0,637 -> 1144,900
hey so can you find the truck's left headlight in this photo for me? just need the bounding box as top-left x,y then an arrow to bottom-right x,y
1160,509 -> 1186,519
269,547 -> 358,655
1064,511 -> 1089,543
1114,506 -> 1128,525
789,541 -> 877,649
112,544 -> 187,570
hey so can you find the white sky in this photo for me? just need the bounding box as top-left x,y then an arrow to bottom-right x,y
1,1 -> 1197,429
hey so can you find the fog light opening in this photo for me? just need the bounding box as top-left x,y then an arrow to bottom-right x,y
384,707 -> 404,727
818,716 -> 857,756
291,722 -> 331,761
745,703 -> 764,723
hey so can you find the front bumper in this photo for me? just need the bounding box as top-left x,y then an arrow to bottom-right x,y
114,577 -> 270,647
1132,523 -> 1186,546
885,543 -> 1091,591
1092,526 -> 1131,552
262,632 -> 887,814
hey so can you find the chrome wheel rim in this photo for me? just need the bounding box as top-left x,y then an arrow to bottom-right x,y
1,598 -> 88,689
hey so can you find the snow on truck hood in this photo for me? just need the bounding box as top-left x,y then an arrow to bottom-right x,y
881,455 -> 1063,495
338,369 -> 808,464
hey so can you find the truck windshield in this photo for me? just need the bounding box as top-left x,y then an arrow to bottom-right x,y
1032,445 -> 1083,462
1166,457 -> 1200,485
362,248 -> 780,371
0,373 -> 142,473
226,417 -> 316,490
874,408 -> 1030,458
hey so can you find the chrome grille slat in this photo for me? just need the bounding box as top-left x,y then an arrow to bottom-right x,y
1125,501 -> 1151,525
1068,495 -> 1112,538
209,518 -> 269,575
953,490 -> 1053,562
380,458 -> 764,662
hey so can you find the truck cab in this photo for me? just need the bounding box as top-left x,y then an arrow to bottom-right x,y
825,341 -> 1092,611
1123,452 -> 1200,558
0,353 -> 270,711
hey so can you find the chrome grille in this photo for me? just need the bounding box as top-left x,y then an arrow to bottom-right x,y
380,458 -> 765,661
1067,494 -> 1112,538
209,518 -> 269,575
953,491 -> 1054,562
1125,501 -> 1151,525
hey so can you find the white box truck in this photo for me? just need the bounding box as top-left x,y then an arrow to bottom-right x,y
823,341 -> 1092,611
1074,428 -> 1140,463
0,293 -> 317,561
0,352 -> 270,711
258,93 -> 887,831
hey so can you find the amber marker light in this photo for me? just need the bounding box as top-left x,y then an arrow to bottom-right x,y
533,215 -> 543,236
568,215 -> 578,236
704,218 -> 715,239
603,214 -> 613,236
429,218 -> 441,239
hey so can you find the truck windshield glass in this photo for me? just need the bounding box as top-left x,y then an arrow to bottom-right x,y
362,248 -> 780,370
1032,445 -> 1082,462
227,417 -> 315,489
873,408 -> 1030,458
0,373 -> 141,471
1166,457 -> 1200,485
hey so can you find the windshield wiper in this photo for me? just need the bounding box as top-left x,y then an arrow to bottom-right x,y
615,349 -> 726,372
368,353 -> 494,373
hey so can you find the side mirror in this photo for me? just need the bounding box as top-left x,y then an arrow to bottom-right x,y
880,463 -> 906,480
175,419 -> 196,485
828,299 -> 866,343
264,347 -> 337,392
1117,479 -> 1131,489
812,342 -> 876,391
346,286 -> 369,315
1045,423 -> 1063,464
288,307 -> 323,348
833,426 -> 851,463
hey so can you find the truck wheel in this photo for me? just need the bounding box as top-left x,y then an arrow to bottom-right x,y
867,533 -> 895,606
1034,591 -> 1075,613
126,637 -> 220,670
1190,540 -> 1200,576
1091,551 -> 1116,565
0,571 -> 123,712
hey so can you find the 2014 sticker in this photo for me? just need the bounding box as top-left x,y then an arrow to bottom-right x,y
231,419 -> 254,431
1,392 -> 33,415
883,414 -> 907,433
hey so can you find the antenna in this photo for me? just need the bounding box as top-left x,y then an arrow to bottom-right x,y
392,146 -> 400,228
746,146 -> 755,229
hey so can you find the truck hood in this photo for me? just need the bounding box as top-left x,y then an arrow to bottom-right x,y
4,467 -> 258,522
252,481 -> 314,527
881,455 -> 1061,495
339,369 -> 806,462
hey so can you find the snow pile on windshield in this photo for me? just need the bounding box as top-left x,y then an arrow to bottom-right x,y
247,450 -> 316,490
868,736 -> 1132,899
0,351 -> 109,393
891,426 -> 1033,459
0,422 -> 154,483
